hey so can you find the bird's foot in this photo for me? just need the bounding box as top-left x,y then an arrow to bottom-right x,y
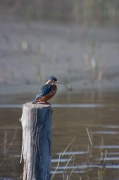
45,101 -> 51,105
35,101 -> 50,105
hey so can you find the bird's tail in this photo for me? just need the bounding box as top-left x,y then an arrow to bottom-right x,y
32,99 -> 36,104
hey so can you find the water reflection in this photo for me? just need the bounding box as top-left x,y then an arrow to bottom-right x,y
55,164 -> 119,170
92,131 -> 119,134
57,151 -> 86,155
0,92 -> 119,179
0,103 -> 105,108
97,157 -> 119,161
52,158 -> 73,163
94,145 -> 119,149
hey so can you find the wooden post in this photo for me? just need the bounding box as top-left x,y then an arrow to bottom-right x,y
20,102 -> 52,180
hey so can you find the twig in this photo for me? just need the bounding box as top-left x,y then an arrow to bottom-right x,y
3,130 -> 7,155
0,160 -> 4,167
64,154 -> 74,171
66,166 -> 77,180
86,128 -> 93,146
51,138 -> 75,180
62,138 -> 76,157
7,129 -> 17,153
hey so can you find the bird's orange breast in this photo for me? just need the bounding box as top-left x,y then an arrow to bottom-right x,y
37,85 -> 57,102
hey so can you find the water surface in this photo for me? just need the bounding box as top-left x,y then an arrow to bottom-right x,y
0,91 -> 119,179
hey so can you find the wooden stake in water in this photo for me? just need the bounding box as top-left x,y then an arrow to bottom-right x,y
20,102 -> 52,180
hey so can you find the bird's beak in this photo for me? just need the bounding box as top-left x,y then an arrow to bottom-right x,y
55,81 -> 62,84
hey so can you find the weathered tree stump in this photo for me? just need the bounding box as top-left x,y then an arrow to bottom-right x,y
20,102 -> 52,180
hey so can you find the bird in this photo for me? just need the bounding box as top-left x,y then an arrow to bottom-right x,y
32,76 -> 59,104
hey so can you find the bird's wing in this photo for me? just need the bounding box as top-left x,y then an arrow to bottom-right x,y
35,84 -> 52,100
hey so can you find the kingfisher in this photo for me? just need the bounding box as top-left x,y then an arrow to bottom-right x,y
32,76 -> 59,104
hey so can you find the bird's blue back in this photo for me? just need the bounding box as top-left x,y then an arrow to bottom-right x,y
35,83 -> 52,101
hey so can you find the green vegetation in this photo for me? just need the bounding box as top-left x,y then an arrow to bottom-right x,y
1,0 -> 119,25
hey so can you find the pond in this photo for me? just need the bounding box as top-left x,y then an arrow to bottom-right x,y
0,90 -> 119,179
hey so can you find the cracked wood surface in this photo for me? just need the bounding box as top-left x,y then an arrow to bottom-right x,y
20,102 -> 52,180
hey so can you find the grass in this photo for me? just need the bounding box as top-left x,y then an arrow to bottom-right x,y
23,0 -> 119,25
83,23 -> 107,83
51,138 -> 76,180
25,6 -> 33,26
51,128 -> 119,180
0,125 -> 119,179
35,64 -> 42,82
2,0 -> 119,25
66,76 -> 72,91
40,43 -> 46,56
52,44 -> 58,64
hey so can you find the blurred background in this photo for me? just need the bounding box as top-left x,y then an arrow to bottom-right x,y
0,0 -> 119,100
0,1 -> 119,180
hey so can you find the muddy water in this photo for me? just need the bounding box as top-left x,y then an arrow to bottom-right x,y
0,91 -> 119,179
